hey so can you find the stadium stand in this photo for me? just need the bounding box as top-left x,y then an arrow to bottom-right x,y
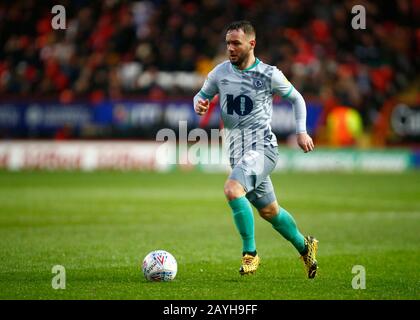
0,0 -> 418,141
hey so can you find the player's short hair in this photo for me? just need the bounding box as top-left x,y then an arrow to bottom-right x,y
226,20 -> 256,39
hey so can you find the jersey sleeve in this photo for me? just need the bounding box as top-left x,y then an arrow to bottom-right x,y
272,67 -> 307,133
271,67 -> 294,98
197,68 -> 219,100
286,88 -> 307,133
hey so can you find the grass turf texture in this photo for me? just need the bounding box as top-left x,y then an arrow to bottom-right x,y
0,170 -> 419,300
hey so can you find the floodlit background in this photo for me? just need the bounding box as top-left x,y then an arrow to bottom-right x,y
0,0 -> 419,300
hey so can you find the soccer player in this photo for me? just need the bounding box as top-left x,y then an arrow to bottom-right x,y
193,21 -> 318,278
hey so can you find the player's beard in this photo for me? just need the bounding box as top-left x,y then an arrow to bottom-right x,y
229,51 -> 249,67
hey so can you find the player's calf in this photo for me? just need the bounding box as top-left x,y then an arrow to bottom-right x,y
257,201 -> 279,221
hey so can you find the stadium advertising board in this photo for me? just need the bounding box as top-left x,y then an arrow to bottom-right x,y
0,101 -> 322,139
0,142 -> 413,172
0,141 -> 174,171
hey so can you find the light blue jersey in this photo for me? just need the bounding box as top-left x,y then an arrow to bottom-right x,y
194,58 -> 306,164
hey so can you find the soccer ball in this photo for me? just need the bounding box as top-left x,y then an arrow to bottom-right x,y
142,250 -> 177,282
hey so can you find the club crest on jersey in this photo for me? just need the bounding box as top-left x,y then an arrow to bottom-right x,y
253,79 -> 264,89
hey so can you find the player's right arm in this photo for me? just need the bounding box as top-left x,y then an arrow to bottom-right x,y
193,68 -> 219,116
194,98 -> 210,116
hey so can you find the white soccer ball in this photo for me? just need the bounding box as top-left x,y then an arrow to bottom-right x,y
142,250 -> 177,282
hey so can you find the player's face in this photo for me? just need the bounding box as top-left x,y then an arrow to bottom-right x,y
225,29 -> 254,66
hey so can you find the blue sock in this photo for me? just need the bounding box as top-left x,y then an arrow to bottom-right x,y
228,196 -> 256,254
269,207 -> 306,254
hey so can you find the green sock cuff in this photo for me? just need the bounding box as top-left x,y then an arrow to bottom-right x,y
228,196 -> 249,211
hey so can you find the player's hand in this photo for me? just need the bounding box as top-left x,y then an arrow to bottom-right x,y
194,99 -> 209,116
297,132 -> 314,153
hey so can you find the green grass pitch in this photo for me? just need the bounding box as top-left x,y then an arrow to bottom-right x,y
0,170 -> 419,299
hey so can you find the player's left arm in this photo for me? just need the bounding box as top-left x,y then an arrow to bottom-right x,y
272,68 -> 314,153
285,89 -> 314,153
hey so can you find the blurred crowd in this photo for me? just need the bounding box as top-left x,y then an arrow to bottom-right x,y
0,0 -> 418,128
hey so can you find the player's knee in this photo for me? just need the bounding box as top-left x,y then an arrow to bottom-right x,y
224,180 -> 245,201
258,202 -> 279,221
